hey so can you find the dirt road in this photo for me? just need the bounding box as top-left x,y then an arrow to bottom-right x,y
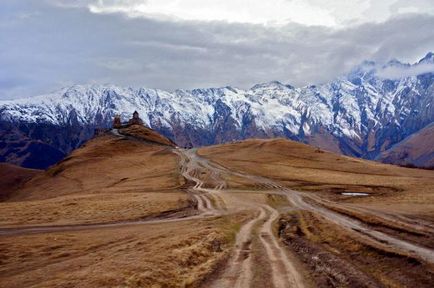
176,149 -> 305,288
0,149 -> 222,238
2,143 -> 433,287
175,148 -> 434,287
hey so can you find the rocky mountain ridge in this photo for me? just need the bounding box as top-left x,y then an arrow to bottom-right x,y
1,53 -> 433,169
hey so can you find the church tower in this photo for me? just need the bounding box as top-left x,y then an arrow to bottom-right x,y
113,114 -> 122,128
128,111 -> 144,126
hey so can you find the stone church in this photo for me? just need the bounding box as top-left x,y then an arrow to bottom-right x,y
112,111 -> 144,128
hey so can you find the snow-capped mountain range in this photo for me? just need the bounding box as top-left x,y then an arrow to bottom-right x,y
1,53 -> 434,169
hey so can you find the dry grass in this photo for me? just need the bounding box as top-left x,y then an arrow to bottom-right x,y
0,163 -> 41,200
266,193 -> 290,209
2,134 -> 433,287
0,130 -> 188,226
312,201 -> 434,249
199,138 -> 434,217
15,134 -> 182,201
0,213 -> 249,288
0,192 -> 189,226
200,138 -> 434,287
119,125 -> 177,147
0,127 -> 255,288
279,211 -> 434,288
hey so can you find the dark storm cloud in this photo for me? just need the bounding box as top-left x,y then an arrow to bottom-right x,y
1,0 -> 434,99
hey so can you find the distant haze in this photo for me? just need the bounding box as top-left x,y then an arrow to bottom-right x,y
1,0 -> 434,99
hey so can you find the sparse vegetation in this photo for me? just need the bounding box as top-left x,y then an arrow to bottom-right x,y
0,214 -> 248,288
279,211 -> 434,287
1,135 -> 433,287
266,193 -> 289,208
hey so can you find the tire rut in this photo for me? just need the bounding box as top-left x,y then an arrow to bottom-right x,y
208,208 -> 267,288
259,205 -> 305,288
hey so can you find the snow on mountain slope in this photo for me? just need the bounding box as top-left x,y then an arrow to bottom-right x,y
1,53 -> 433,168
0,80 -> 395,138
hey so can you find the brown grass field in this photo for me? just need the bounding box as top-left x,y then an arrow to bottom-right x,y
1,129 -> 433,287
0,163 -> 41,200
0,213 -> 247,288
198,138 -> 434,287
0,132 -> 189,227
0,128 -> 249,287
199,138 -> 434,218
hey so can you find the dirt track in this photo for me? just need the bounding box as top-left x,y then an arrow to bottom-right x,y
2,140 -> 433,287
177,149 -> 305,288
178,149 -> 434,287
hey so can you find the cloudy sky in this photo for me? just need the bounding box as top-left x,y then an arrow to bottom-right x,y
1,0 -> 434,99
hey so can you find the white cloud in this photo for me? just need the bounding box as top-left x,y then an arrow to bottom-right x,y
378,63 -> 434,79
87,0 -> 337,26
57,0 -> 434,28
1,1 -> 434,99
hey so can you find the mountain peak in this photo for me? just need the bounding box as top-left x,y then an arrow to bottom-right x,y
347,60 -> 377,84
418,52 -> 434,64
1,52 -> 434,170
250,81 -> 291,91
386,58 -> 405,66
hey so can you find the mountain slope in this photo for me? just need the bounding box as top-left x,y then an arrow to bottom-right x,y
0,126 -> 243,287
0,163 -> 41,200
1,53 -> 433,169
118,125 -> 177,147
9,125 -> 178,201
377,123 -> 434,168
1,132 -> 434,287
0,122 -> 66,169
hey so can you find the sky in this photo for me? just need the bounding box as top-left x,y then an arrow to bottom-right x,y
1,0 -> 434,99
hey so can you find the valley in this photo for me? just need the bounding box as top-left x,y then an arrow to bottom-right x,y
1,125 -> 433,287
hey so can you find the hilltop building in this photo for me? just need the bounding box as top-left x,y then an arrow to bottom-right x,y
113,115 -> 122,128
128,111 -> 144,126
112,111 -> 145,128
